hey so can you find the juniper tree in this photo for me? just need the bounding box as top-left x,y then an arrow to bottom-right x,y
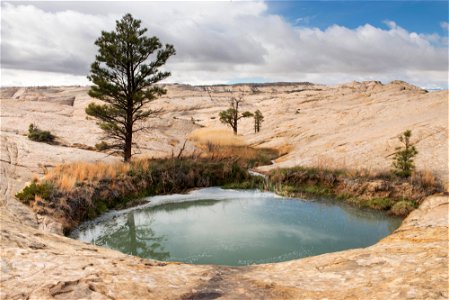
86,14 -> 175,162
392,130 -> 418,178
253,109 -> 264,133
219,96 -> 253,135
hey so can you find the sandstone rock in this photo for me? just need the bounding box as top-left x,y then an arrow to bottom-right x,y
1,82 -> 448,299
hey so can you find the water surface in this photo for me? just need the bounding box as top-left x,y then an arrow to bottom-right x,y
72,188 -> 402,266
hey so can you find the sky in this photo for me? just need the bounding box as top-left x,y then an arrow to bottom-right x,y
1,1 -> 448,88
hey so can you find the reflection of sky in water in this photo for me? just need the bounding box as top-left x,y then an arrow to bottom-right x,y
72,187 -> 402,266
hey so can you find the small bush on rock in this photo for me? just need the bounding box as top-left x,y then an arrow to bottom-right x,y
390,200 -> 415,216
16,181 -> 54,204
392,130 -> 418,178
95,141 -> 110,151
27,123 -> 55,143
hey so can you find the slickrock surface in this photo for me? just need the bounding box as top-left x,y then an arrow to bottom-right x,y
1,194 -> 447,299
1,81 -> 448,299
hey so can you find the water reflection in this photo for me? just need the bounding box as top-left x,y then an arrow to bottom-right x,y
74,188 -> 402,266
95,213 -> 170,260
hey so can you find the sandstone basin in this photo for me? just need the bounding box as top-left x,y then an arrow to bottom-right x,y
1,81 -> 448,299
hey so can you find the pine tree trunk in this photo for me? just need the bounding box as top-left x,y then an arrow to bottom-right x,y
124,131 -> 132,162
124,104 -> 133,162
232,114 -> 238,135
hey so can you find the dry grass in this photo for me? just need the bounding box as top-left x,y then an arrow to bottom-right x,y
39,143 -> 273,194
20,156 -> 263,230
200,145 -> 258,160
313,155 -> 347,170
44,161 -> 130,191
188,127 -> 245,147
132,158 -> 151,171
187,127 -> 277,162
311,155 -> 395,179
412,169 -> 439,189
277,144 -> 293,157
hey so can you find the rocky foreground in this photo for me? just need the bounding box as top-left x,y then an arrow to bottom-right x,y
1,81 -> 448,299
1,194 -> 447,299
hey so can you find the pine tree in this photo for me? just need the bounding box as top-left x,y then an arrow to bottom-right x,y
392,130 -> 418,178
253,109 -> 264,133
219,96 -> 253,135
86,14 -> 175,162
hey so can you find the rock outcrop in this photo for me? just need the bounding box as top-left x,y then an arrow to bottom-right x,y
1,194 -> 447,299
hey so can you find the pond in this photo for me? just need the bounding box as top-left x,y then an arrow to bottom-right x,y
71,187 -> 402,266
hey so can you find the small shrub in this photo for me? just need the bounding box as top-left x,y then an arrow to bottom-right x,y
366,198 -> 393,210
95,141 -> 110,151
253,110 -> 264,133
303,184 -> 333,196
16,181 -> 53,204
27,123 -> 55,143
222,178 -> 263,190
392,130 -> 418,178
390,200 -> 415,216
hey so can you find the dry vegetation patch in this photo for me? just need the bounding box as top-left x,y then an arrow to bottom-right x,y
188,127 -> 245,146
44,161 -> 130,192
15,147 -> 277,233
268,166 -> 444,216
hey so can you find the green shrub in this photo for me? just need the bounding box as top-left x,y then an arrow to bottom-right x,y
95,141 -> 110,151
366,198 -> 393,210
27,123 -> 55,143
16,181 -> 54,204
392,130 -> 418,178
390,200 -> 415,216
222,177 -> 264,190
303,184 -> 333,196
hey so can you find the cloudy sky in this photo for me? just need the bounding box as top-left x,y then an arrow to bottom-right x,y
1,0 -> 448,88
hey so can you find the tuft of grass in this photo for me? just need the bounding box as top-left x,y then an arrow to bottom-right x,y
346,197 -> 393,210
222,177 -> 265,190
411,169 -> 440,190
366,198 -> 394,210
303,184 -> 333,196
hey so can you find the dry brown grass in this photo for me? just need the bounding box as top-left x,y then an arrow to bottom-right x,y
187,127 -> 278,161
313,155 -> 347,170
132,158 -> 151,171
412,169 -> 439,189
308,155 -> 396,179
44,161 -> 130,191
188,127 -> 245,147
200,144 -> 256,160
276,144 -> 293,157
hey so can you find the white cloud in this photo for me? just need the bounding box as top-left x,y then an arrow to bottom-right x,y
1,2 -> 448,88
441,21 -> 449,31
1,68 -> 90,87
1,3 -> 116,75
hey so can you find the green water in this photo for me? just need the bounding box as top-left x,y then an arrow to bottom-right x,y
72,188 -> 402,266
